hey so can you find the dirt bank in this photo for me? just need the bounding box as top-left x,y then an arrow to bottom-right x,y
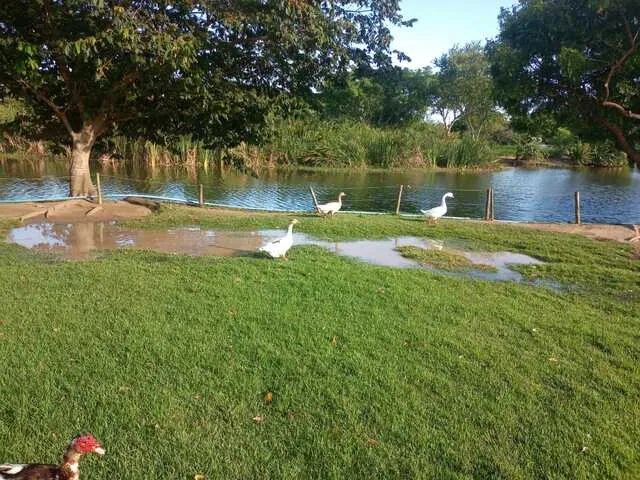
0,199 -> 152,223
512,222 -> 639,243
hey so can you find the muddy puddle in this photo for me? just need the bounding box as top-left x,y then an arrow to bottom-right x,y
6,222 -> 547,284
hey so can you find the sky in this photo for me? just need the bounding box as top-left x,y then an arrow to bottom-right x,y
389,0 -> 518,69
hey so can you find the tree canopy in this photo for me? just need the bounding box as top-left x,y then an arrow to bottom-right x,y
0,0 -> 413,194
431,42 -> 495,138
312,67 -> 432,126
488,0 -> 640,165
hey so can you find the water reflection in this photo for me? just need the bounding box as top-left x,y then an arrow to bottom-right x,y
1,158 -> 639,223
7,222 -> 266,259
7,223 -> 546,285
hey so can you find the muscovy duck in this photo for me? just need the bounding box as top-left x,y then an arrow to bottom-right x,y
0,433 -> 105,480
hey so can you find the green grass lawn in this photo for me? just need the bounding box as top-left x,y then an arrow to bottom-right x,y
1,210 -> 639,479
396,246 -> 498,273
491,144 -> 518,159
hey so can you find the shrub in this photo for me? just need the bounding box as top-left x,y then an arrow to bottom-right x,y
443,135 -> 492,168
591,142 -> 628,167
516,136 -> 548,162
568,141 -> 627,167
549,127 -> 576,157
0,97 -> 26,125
568,141 -> 593,165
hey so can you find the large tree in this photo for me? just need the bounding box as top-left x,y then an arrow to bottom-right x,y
430,43 -> 495,139
0,1 -> 412,196
489,0 -> 640,166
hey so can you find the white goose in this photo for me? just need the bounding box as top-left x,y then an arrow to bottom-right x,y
258,219 -> 299,259
317,192 -> 346,215
421,192 -> 454,223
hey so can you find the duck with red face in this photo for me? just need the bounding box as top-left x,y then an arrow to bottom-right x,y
0,433 -> 105,480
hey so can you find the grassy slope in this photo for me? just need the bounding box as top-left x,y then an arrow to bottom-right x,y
1,209 -> 639,479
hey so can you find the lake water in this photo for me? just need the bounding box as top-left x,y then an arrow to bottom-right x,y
1,157 -> 639,223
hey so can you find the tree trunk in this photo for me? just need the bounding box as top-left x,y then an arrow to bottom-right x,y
69,142 -> 95,197
69,122 -> 101,197
627,149 -> 640,168
597,117 -> 640,167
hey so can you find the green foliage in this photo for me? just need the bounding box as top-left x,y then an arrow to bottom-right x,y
443,135 -> 493,168
432,43 -> 495,139
591,142 -> 629,167
568,141 -> 594,166
396,246 -> 497,272
491,143 -> 518,158
0,97 -> 26,125
568,141 -> 628,167
314,67 -> 432,127
489,0 -> 640,165
483,111 -> 517,144
104,135 -> 221,167
226,117 -> 495,170
557,47 -> 589,84
509,112 -> 560,139
516,136 -> 549,162
0,1 -> 411,150
549,127 -> 576,157
1,212 -> 639,478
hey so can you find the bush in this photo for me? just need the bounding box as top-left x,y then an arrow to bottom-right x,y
591,142 -> 628,167
568,141 -> 627,167
568,141 -> 592,165
0,97 -> 26,125
442,135 -> 492,168
549,127 -> 576,157
516,136 -> 548,162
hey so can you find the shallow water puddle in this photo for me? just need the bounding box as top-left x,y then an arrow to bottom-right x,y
6,222 -> 266,259
6,222 -> 544,283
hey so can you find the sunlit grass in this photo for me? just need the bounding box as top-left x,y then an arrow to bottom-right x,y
396,245 -> 497,272
1,209 -> 638,478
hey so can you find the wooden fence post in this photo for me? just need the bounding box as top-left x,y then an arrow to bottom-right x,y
96,173 -> 103,205
199,184 -> 204,207
490,188 -> 495,221
484,188 -> 491,220
575,191 -> 581,225
309,186 -> 320,213
395,184 -> 404,215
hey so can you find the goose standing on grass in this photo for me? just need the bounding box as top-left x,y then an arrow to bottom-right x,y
421,192 -> 454,223
317,192 -> 346,216
258,219 -> 299,259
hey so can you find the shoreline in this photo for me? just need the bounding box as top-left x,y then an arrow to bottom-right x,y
1,199 -> 637,244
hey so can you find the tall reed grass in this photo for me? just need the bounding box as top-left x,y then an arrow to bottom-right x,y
231,118 -> 494,170
2,112 -> 496,171
106,135 -> 222,168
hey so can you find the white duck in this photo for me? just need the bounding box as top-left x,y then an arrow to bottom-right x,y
317,192 -> 346,215
258,219 -> 299,259
421,192 -> 454,223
